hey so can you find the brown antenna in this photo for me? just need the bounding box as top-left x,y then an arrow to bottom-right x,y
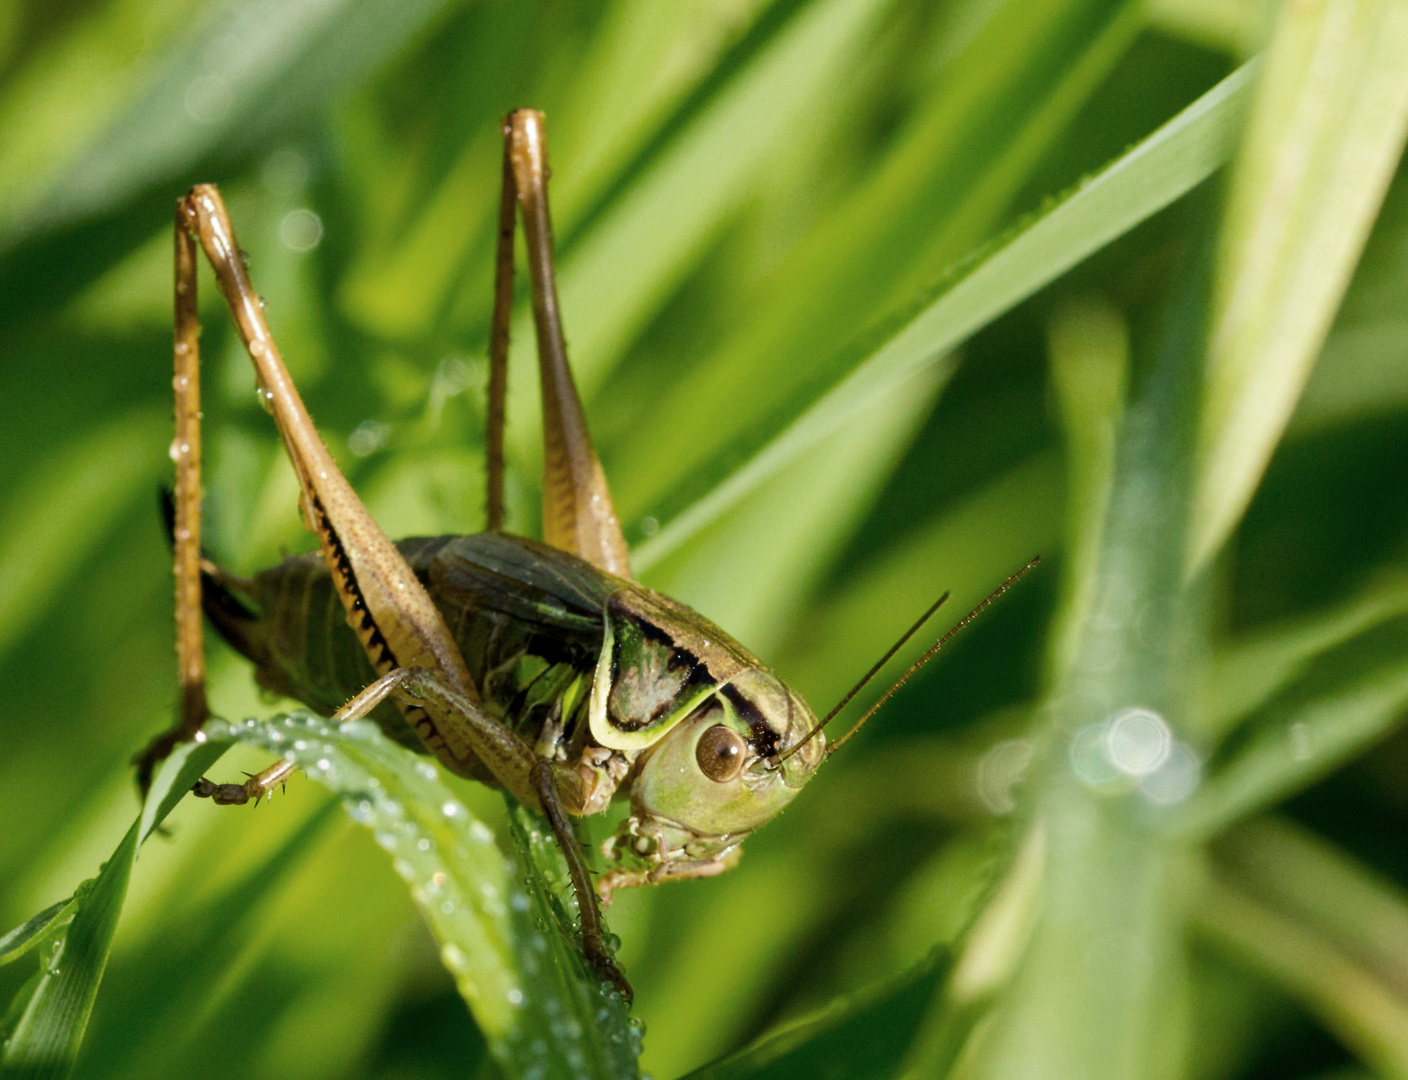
776,556 -> 1041,765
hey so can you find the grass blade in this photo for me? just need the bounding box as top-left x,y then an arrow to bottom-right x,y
633,62 -> 1252,572
6,0 -> 460,242
0,740 -> 226,1080
1203,573 -> 1408,739
0,904 -> 78,971
1189,0 -> 1408,571
1180,632 -> 1408,838
1194,846 -> 1408,1079
209,713 -> 638,1080
0,413 -> 165,661
684,949 -> 952,1080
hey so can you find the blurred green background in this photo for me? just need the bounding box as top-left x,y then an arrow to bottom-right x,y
2,0 -> 1408,1077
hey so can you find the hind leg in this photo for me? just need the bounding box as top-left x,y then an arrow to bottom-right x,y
485,109 -> 632,581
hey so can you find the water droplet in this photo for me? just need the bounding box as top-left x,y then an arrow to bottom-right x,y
393,858 -> 414,880
315,757 -> 331,773
440,943 -> 467,972
441,899 -> 455,914
279,209 -> 323,253
1139,742 -> 1202,806
374,831 -> 397,851
417,837 -> 431,852
1106,707 -> 1171,776
442,801 -> 465,819
977,739 -> 1033,814
1288,721 -> 1315,761
415,761 -> 438,781
470,821 -> 494,844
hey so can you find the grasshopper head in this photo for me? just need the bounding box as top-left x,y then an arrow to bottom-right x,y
605,667 -> 825,875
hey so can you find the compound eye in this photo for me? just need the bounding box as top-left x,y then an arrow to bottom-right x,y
695,724 -> 747,782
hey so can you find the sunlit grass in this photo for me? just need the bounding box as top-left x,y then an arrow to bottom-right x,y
2,1 -> 1408,1078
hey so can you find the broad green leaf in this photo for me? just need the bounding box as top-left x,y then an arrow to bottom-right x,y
1189,0 -> 1408,572
208,713 -> 637,1080
633,63 -> 1252,573
0,740 -> 226,1080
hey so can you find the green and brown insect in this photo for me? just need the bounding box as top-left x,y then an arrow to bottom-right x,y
136,109 -> 1031,1002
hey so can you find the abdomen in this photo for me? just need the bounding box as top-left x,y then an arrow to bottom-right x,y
205,533 -> 616,751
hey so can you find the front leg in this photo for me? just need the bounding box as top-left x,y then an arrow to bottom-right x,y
335,667 -> 631,998
531,762 -> 632,1001
133,203 -> 210,796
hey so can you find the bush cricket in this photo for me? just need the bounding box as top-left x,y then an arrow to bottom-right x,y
136,109 -> 1035,1002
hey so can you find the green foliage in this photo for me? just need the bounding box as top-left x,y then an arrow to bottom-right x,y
1,0 -> 1407,1078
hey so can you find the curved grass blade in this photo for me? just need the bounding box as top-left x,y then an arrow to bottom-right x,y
633,62 -> 1253,573
0,903 -> 79,971
610,0 -> 1140,520
1203,573 -> 1408,740
208,713 -> 637,1080
71,800 -> 338,1080
0,739 -> 226,1080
